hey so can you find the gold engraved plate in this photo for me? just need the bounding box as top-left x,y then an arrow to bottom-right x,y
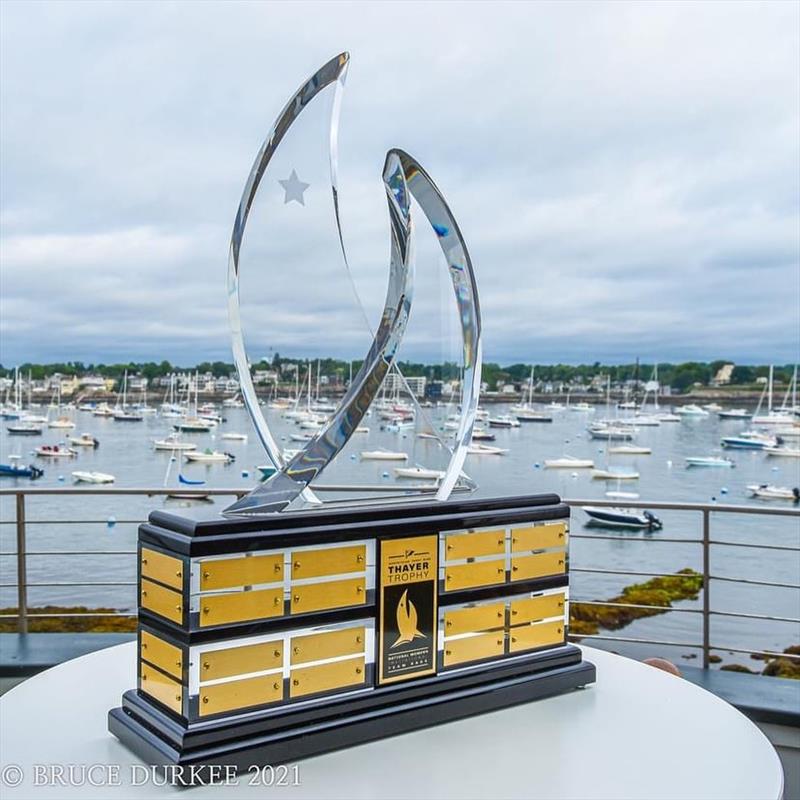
290,578 -> 365,615
200,674 -> 283,716
290,627 -> 365,666
379,535 -> 438,684
509,620 -> 565,653
291,545 -> 366,580
443,631 -> 505,667
444,559 -> 505,591
141,578 -> 183,624
140,631 -> 182,679
200,587 -> 283,627
290,656 -> 365,698
140,664 -> 182,715
510,593 -> 565,624
444,530 -> 505,560
141,547 -> 183,591
511,522 -> 567,552
200,554 -> 283,591
201,641 -> 283,680
510,551 -> 565,582
444,602 -> 505,636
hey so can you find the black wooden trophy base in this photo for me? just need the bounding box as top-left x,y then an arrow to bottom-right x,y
108,494 -> 595,784
109,645 -> 594,782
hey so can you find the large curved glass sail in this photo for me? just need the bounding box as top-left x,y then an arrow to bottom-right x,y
225,54 -> 482,516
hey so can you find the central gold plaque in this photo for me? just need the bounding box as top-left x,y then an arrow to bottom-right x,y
378,535 -> 438,685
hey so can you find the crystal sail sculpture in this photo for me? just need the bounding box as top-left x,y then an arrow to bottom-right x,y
225,53 -> 482,515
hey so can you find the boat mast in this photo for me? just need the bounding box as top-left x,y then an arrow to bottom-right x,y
768,365 -> 773,413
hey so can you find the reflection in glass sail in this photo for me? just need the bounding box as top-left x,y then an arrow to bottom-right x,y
225,54 -> 482,516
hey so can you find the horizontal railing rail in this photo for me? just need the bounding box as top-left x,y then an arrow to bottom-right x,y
0,489 -> 798,668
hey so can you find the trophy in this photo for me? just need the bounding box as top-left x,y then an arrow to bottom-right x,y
109,53 -> 595,779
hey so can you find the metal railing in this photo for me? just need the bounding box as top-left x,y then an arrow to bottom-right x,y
1,489 -> 798,670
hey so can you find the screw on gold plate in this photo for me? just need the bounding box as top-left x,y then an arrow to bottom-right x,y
202,696 -> 208,704
273,682 -> 280,691
355,667 -> 362,675
445,620 -> 452,627
176,660 -> 181,667
175,694 -> 181,702
292,679 -> 299,686
142,559 -> 148,565
293,595 -> 300,603
293,646 -> 300,655
356,554 -> 364,563
176,605 -> 181,612
274,563 -> 282,572
293,561 -> 301,569
202,571 -> 210,579
176,570 -> 182,578
356,636 -> 362,643
497,611 -> 503,618
141,591 -> 147,597
273,649 -> 281,658
142,642 -> 147,649
203,662 -> 209,670
356,586 -> 363,593
512,566 -> 518,572
445,650 -> 451,656
202,606 -> 209,614
273,597 -> 280,605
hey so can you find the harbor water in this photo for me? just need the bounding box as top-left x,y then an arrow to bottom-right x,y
1,403 -> 798,669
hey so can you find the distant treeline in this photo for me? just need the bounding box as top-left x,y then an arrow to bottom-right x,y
0,358 -> 796,392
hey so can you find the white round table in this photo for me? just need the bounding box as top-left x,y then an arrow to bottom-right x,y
0,643 -> 783,799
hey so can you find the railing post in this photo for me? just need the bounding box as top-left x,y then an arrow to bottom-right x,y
702,508 -> 710,669
16,492 -> 28,634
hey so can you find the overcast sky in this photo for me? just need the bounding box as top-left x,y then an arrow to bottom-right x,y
1,0 -> 798,367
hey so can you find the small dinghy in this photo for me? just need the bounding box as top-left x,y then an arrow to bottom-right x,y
608,445 -> 651,455
583,506 -> 663,530
394,466 -> 445,480
718,408 -> 752,419
184,449 -> 235,463
515,410 -> 553,423
0,463 -> 44,479
466,443 -> 508,455
605,490 -> 640,500
360,450 -> 408,461
591,469 -> 640,480
747,484 -> 799,501
72,471 -> 115,484
471,429 -> 496,441
544,456 -> 594,469
35,445 -> 77,458
685,456 -> 735,467
68,433 -> 99,448
221,432 -> 248,441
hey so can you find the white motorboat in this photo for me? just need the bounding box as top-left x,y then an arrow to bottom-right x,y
21,414 -> 48,424
718,408 -> 752,420
488,415 -> 521,428
582,506 -> 663,530
184,450 -> 235,463
92,404 -> 115,417
676,405 -> 709,417
570,402 -> 594,412
752,412 -> 795,426
544,456 -> 594,469
764,447 -> 800,459
630,414 -> 660,427
657,413 -> 681,423
703,403 -> 723,412
591,469 -> 639,480
153,435 -> 197,451
35,445 -> 77,458
721,433 -> 777,450
747,484 -> 799,501
67,433 -> 99,448
616,401 -> 639,411
48,416 -> 75,429
394,466 -> 446,480
471,429 -> 496,441
221,432 -> 248,441
355,426 -> 370,434
466,443 -> 508,455
608,445 -> 651,455
685,456 -> 735,467
113,409 -> 144,422
360,450 -> 408,461
72,470 -> 115,484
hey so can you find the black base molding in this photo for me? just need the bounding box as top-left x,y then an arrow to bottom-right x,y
109,646 -> 595,785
